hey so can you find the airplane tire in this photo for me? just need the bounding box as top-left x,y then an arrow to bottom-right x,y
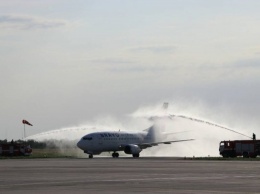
89,154 -> 93,158
112,153 -> 119,158
133,154 -> 139,158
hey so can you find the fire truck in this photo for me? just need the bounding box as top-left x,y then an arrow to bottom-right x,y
0,141 -> 32,156
219,139 -> 260,158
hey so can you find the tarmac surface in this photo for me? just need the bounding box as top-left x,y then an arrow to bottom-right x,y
0,157 -> 260,194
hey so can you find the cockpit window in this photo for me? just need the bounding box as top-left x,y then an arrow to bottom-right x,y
83,137 -> 93,140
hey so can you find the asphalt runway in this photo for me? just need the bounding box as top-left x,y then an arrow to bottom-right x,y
0,158 -> 260,194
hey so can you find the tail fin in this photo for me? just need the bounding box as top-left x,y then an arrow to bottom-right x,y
162,102 -> 169,110
144,124 -> 165,142
148,102 -> 171,121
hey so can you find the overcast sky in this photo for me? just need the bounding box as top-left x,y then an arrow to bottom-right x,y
1,0 -> 260,140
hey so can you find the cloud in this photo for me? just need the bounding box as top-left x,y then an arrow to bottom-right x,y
0,14 -> 69,30
232,58 -> 260,68
129,45 -> 176,54
88,57 -> 168,73
107,65 -> 167,73
90,58 -> 135,65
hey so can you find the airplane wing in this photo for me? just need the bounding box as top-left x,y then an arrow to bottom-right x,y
137,139 -> 194,149
119,139 -> 194,150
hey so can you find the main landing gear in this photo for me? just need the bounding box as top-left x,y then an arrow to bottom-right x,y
89,154 -> 93,158
112,152 -> 119,158
132,154 -> 139,158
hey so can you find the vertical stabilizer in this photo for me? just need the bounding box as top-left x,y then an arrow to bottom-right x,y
162,102 -> 169,110
145,123 -> 165,142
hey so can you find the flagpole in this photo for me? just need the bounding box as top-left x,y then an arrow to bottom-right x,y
22,120 -> 32,139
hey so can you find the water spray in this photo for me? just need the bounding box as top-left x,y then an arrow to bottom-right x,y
136,102 -> 253,140
170,114 -> 253,139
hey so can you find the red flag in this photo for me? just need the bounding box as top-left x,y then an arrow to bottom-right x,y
22,120 -> 33,126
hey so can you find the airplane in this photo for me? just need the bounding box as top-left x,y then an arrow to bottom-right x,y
77,123 -> 194,158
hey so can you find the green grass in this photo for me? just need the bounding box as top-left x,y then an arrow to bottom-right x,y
183,156 -> 260,161
30,148 -> 76,158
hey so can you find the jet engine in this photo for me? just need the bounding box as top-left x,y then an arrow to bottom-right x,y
124,144 -> 142,155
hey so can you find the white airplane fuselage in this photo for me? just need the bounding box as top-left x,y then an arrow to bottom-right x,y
77,130 -> 153,156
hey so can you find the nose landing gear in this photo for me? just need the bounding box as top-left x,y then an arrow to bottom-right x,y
112,152 -> 119,158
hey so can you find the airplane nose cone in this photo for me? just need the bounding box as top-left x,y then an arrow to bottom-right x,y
77,140 -> 84,150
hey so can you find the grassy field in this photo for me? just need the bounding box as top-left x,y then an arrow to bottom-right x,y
183,156 -> 260,161
31,148 -> 79,158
